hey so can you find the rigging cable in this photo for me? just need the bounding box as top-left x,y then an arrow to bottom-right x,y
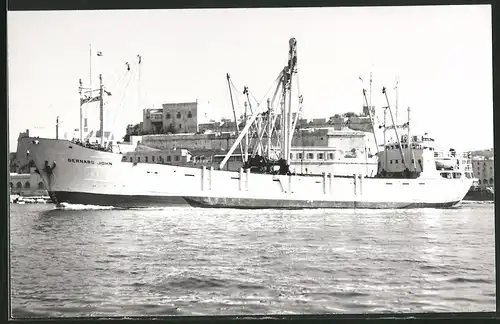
106,62 -> 138,142
109,63 -> 137,140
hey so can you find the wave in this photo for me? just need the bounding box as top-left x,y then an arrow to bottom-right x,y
55,203 -> 115,211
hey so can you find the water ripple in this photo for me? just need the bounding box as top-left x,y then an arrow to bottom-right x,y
9,202 -> 495,317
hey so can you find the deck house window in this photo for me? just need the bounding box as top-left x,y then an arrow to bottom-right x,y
175,156 -> 180,162
152,156 -> 155,162
176,112 -> 181,118
318,153 -> 324,160
24,182 -> 30,189
307,153 -> 314,160
130,157 -> 133,162
390,160 -> 393,164
188,111 -> 193,118
290,153 -> 294,159
166,113 -> 171,119
297,153 -> 303,159
167,156 -> 171,162
328,153 -> 334,160
137,157 -> 141,163
145,156 -> 149,163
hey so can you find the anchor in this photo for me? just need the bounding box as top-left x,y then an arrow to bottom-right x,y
43,160 -> 57,187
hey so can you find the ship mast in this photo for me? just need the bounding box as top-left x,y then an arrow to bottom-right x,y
99,73 -> 104,146
56,116 -> 59,140
226,73 -> 244,160
244,101 -> 249,163
383,107 -> 387,169
394,76 -> 399,126
218,38 -> 298,171
369,70 -> 372,111
86,44 -> 92,135
382,86 -> 408,170
78,79 -> 83,141
137,55 -> 142,124
362,89 -> 379,154
284,38 -> 298,164
267,98 -> 272,157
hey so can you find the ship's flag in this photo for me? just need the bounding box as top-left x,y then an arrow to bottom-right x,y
80,95 -> 101,105
96,51 -> 103,56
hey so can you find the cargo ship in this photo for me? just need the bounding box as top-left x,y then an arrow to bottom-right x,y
19,38 -> 473,209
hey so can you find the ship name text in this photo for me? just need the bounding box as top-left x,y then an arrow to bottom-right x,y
68,158 -> 113,166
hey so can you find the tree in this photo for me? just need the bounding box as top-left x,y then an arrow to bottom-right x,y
122,123 -> 142,142
343,112 -> 358,118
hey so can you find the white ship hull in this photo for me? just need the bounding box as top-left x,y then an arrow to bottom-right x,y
21,137 -> 473,209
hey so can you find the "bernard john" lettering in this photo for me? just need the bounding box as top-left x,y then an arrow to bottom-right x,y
68,158 -> 112,166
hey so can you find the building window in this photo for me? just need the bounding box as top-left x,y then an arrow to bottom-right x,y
130,157 -> 133,162
24,182 -> 30,189
175,156 -> 180,162
478,180 -> 482,184
297,153 -> 303,159
484,179 -> 488,185
16,182 -> 22,189
137,157 -> 141,163
188,111 -> 192,118
166,113 -> 171,119
145,156 -> 149,163
490,178 -> 494,185
307,153 -> 314,159
179,124 -> 182,129
38,182 -> 44,189
318,153 -> 324,160
395,160 -> 398,164
9,182 -> 13,189
176,112 -> 181,118
290,153 -> 293,160
329,153 -> 334,160
152,156 -> 155,162
167,156 -> 171,162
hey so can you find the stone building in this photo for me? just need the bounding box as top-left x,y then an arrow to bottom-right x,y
9,170 -> 47,196
472,157 -> 494,188
143,101 -> 198,134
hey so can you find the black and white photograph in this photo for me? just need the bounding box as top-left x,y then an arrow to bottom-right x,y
7,3 -> 495,319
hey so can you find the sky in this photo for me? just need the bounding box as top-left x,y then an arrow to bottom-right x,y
7,5 -> 493,152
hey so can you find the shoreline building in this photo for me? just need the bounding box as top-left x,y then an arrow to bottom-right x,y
471,156 -> 494,188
